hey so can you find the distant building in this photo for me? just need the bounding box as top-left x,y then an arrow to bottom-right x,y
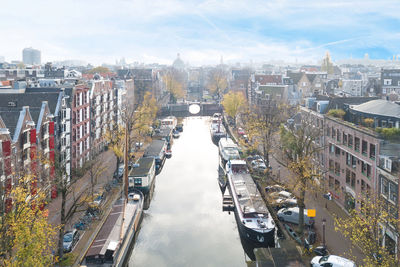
172,53 -> 185,70
0,56 -> 4,63
22,47 -> 41,65
381,69 -> 400,96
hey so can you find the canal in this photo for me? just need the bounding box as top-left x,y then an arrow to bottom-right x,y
128,117 -> 248,267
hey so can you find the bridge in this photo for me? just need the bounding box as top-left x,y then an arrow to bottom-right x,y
158,102 -> 223,117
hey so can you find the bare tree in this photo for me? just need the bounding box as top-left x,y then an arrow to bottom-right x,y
279,110 -> 324,243
207,67 -> 228,101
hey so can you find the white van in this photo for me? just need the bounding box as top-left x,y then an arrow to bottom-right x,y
277,207 -> 314,226
311,255 -> 356,267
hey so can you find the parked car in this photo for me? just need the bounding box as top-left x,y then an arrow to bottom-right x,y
311,255 -> 356,267
251,159 -> 267,171
90,190 -> 105,207
265,184 -> 285,193
63,229 -> 80,253
114,164 -> 124,179
277,207 -> 314,226
271,198 -> 298,211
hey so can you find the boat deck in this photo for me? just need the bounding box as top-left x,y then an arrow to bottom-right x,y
231,172 -> 268,215
85,197 -> 141,265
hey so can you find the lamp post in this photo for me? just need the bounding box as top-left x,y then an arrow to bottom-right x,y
277,166 -> 281,182
322,218 -> 326,247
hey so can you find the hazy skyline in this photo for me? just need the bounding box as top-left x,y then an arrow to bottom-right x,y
1,0 -> 399,66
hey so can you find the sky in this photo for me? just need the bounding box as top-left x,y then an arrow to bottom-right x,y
1,0 -> 400,66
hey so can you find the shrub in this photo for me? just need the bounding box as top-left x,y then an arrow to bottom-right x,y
327,109 -> 345,119
376,127 -> 400,140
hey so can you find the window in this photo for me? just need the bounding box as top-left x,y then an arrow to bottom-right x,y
348,134 -> 353,147
332,127 -> 335,139
329,144 -> 334,154
355,137 -> 360,152
389,182 -> 398,203
346,169 -> 351,185
361,179 -> 365,192
326,126 -> 331,137
369,144 -> 375,159
351,172 -> 356,188
329,159 -> 334,172
334,179 -> 340,191
334,162 -> 340,176
362,140 -> 368,155
134,178 -> 142,186
384,79 -> 392,85
336,129 -> 340,142
381,178 -> 389,196
329,176 -> 334,189
343,133 -> 347,145
335,147 -> 341,157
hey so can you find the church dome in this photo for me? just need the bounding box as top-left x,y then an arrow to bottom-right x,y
172,53 -> 185,70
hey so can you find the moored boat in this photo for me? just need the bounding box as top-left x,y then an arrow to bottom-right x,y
160,116 -> 177,130
143,140 -> 167,173
226,159 -> 276,247
84,189 -> 144,266
210,114 -> 226,144
128,157 -> 156,195
218,138 -> 240,170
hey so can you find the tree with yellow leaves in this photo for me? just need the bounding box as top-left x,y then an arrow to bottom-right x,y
105,91 -> 158,174
163,68 -> 186,104
221,91 -> 247,126
243,100 -> 289,168
335,195 -> 399,266
0,176 -> 58,266
207,67 -> 228,101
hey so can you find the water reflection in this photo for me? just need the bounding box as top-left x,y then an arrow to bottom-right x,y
128,117 -> 250,267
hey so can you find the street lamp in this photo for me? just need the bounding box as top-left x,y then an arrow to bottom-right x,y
277,166 -> 281,182
322,218 -> 326,247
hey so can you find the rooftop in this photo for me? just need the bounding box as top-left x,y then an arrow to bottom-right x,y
350,99 -> 400,119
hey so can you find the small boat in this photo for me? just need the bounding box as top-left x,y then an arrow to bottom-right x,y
165,149 -> 172,158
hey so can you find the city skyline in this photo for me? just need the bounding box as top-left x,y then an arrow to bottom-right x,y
0,0 -> 399,66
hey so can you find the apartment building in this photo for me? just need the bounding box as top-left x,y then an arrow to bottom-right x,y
89,78 -> 114,156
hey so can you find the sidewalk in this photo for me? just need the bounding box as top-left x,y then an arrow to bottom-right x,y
47,149 -> 117,227
268,153 -> 365,264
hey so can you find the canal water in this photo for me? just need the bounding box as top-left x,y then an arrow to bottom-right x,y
128,117 -> 248,267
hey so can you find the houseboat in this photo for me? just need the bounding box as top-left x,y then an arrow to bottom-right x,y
128,157 -> 156,195
143,139 -> 167,173
84,190 -> 144,266
160,116 -> 177,130
226,159 -> 276,247
218,138 -> 240,170
210,116 -> 226,144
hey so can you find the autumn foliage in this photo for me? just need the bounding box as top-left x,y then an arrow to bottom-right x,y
0,176 -> 58,266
